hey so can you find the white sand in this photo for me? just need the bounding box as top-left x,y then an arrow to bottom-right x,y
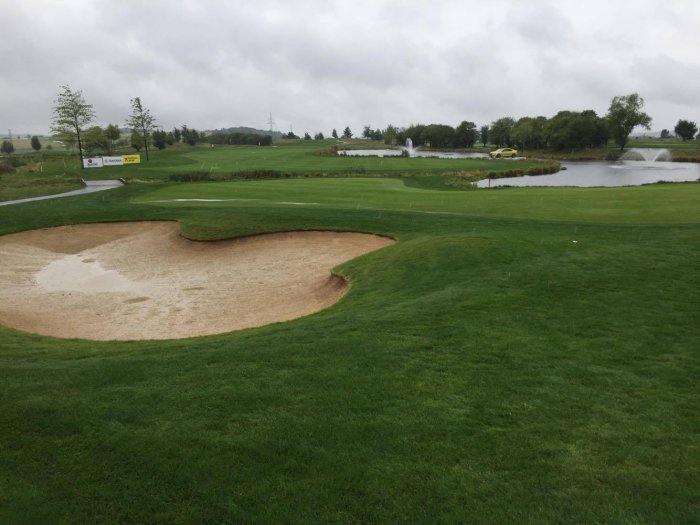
0,222 -> 393,340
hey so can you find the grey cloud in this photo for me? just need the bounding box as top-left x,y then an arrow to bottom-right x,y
2,0 -> 699,135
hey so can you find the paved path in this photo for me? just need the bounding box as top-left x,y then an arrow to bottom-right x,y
0,180 -> 124,207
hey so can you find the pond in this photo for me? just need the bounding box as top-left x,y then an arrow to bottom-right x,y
476,160 -> 700,188
338,149 -> 489,159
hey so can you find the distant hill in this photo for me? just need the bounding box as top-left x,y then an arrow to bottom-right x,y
209,126 -> 283,139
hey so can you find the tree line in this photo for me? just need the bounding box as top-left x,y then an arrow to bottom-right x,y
356,94 -> 656,151
20,87 -> 700,170
353,94 -> 697,151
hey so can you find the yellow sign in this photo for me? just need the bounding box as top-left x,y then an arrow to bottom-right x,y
122,154 -> 141,164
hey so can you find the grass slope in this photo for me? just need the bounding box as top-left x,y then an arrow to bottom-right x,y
0,181 -> 698,523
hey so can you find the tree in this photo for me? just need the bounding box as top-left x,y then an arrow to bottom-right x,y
303,132 -> 312,140
660,129 -> 670,139
105,124 -> 120,154
130,131 -> 144,151
314,131 -> 325,140
399,124 -> 426,146
331,128 -> 338,139
489,117 -> 515,147
173,127 -> 182,143
606,93 -> 652,150
342,126 -> 353,138
480,125 -> 489,146
542,110 -> 608,150
454,121 -> 479,148
83,126 -> 109,154
127,97 -> 156,160
30,136 -> 42,152
181,126 -> 201,146
362,125 -> 372,139
674,119 -> 698,142
1,140 -> 14,155
511,116 -> 547,150
420,124 -> 455,148
50,85 -> 96,168
152,130 -> 167,150
383,125 -> 397,145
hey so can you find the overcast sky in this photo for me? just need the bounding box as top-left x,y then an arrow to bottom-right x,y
2,0 -> 699,136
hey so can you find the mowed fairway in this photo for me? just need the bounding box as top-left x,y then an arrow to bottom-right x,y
0,178 -> 699,523
136,177 -> 700,224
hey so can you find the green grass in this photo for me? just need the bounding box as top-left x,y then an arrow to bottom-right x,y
135,177 -> 700,225
105,142 -> 551,179
0,168 -> 83,201
0,174 -> 699,523
6,137 -> 699,202
2,141 -> 556,201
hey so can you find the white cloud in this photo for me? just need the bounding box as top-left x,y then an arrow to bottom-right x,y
2,0 -> 699,135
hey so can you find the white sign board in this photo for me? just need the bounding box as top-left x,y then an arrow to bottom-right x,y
102,156 -> 124,166
83,157 -> 104,168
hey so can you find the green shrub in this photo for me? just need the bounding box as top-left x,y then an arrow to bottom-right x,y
671,152 -> 700,163
316,145 -> 338,156
0,163 -> 15,174
168,172 -> 212,182
526,162 -> 560,176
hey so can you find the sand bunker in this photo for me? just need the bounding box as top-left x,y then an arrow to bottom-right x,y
0,222 -> 394,340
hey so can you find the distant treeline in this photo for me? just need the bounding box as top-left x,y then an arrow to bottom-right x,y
210,126 -> 283,139
207,132 -> 273,146
367,110 -> 610,151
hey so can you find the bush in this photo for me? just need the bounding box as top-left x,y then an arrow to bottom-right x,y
234,170 -> 289,179
7,156 -> 26,168
168,172 -> 212,182
168,170 -> 292,182
526,162 -> 560,176
316,146 -> 338,156
1,140 -> 14,155
0,162 -> 16,174
670,152 -> 700,163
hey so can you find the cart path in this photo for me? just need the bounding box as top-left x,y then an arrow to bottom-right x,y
0,180 -> 124,207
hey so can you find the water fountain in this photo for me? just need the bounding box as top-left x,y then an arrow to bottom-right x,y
620,148 -> 671,164
404,138 -> 416,157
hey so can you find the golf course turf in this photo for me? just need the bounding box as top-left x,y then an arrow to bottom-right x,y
0,172 -> 698,522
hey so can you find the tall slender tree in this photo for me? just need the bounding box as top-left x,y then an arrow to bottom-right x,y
127,97 -> 156,161
30,136 -> 42,152
50,85 -> 96,168
1,140 -> 14,155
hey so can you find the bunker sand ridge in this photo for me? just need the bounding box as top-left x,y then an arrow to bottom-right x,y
0,222 -> 394,340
